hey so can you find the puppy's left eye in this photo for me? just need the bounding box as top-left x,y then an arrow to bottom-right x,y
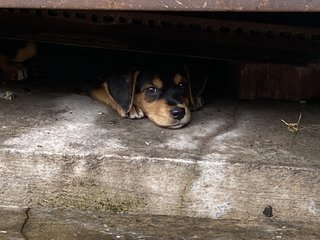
177,82 -> 187,90
146,87 -> 159,95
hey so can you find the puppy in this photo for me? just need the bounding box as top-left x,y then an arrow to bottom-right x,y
91,64 -> 198,128
0,40 -> 206,128
0,41 -> 36,81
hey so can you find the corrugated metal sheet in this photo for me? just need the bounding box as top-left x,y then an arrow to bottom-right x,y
1,9 -> 319,64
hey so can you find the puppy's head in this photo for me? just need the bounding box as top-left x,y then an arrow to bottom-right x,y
99,63 -> 203,129
133,66 -> 191,129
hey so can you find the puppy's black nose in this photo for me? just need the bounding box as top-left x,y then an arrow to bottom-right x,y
170,107 -> 186,120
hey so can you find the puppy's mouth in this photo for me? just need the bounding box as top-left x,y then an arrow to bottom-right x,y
163,111 -> 191,129
149,117 -> 190,129
166,121 -> 189,129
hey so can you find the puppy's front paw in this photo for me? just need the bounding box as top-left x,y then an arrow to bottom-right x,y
0,57 -> 28,81
127,105 -> 145,119
7,63 -> 28,81
192,96 -> 204,111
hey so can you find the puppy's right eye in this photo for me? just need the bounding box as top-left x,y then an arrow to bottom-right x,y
146,87 -> 158,95
177,82 -> 187,90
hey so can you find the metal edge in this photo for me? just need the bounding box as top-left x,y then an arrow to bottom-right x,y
0,0 -> 320,12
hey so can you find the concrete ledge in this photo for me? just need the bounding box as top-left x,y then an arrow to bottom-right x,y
0,207 -> 319,240
1,87 -> 320,225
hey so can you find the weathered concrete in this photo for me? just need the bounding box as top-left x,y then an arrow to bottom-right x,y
0,83 -> 320,238
0,206 -> 319,240
0,206 -> 28,240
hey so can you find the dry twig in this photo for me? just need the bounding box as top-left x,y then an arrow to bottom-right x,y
281,113 -> 302,134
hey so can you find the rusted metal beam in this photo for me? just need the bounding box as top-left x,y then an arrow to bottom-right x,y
0,10 -> 320,64
0,0 -> 319,12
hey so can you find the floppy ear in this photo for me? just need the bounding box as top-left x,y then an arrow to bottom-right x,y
91,71 -> 140,117
184,65 -> 207,111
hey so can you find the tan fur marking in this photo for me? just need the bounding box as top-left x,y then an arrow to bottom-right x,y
134,93 -> 172,126
173,73 -> 183,85
184,96 -> 190,108
152,77 -> 163,89
14,42 -> 37,63
134,92 -> 190,128
91,82 -> 126,117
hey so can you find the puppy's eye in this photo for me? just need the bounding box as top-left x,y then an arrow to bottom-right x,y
146,87 -> 159,95
177,82 -> 187,90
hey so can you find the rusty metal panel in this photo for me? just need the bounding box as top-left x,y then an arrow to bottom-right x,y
235,63 -> 320,100
0,0 -> 320,11
0,9 -> 320,64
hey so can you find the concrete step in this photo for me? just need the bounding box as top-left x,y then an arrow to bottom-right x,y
0,85 -> 319,238
1,206 -> 319,240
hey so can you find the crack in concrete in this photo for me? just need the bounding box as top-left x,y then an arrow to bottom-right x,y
21,207 -> 30,240
179,159 -> 200,215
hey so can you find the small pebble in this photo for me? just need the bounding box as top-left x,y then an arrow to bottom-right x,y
263,205 -> 273,217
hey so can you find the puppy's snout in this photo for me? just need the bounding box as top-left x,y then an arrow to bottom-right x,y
170,107 -> 186,120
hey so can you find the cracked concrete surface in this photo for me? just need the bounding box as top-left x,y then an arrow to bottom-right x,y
20,207 -> 30,240
0,207 -> 319,240
0,206 -> 29,240
0,84 -> 320,239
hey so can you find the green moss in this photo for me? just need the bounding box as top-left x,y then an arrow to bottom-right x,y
96,199 -> 135,213
40,194 -> 143,213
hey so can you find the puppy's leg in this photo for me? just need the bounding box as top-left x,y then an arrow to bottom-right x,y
0,55 -> 28,80
127,105 -> 144,119
91,85 -> 145,119
192,96 -> 204,111
0,42 -> 37,81
91,83 -> 127,117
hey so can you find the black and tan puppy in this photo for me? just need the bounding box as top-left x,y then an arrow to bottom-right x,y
0,41 -> 206,128
91,64 -> 199,128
